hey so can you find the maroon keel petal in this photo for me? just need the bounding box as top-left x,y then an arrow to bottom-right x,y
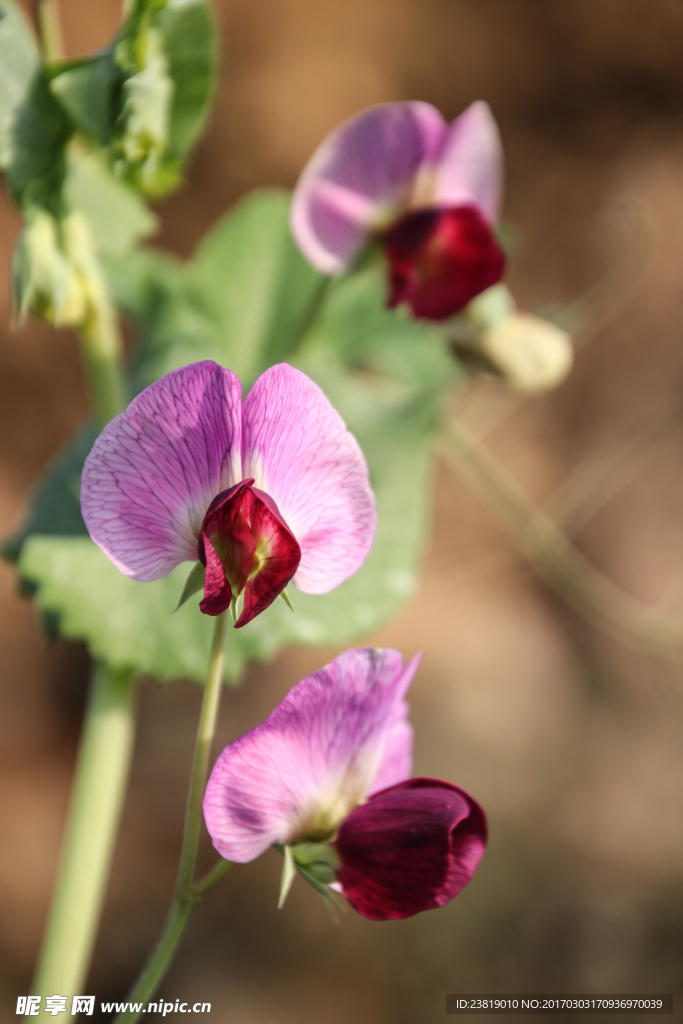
198,479 -> 301,624
334,777 -> 487,920
236,487 -> 301,627
383,204 -> 504,321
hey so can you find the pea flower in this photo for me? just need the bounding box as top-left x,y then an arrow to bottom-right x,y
291,100 -> 505,321
203,648 -> 487,920
80,361 -> 376,627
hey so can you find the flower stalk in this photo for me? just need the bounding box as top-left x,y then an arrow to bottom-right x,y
114,612 -> 231,1024
31,663 -> 136,1004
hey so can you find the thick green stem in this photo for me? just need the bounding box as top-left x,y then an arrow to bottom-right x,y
80,301 -> 127,430
32,0 -> 63,62
31,664 -> 136,1004
114,613 -> 230,1024
441,420 -> 683,661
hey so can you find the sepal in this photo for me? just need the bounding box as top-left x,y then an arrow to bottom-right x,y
174,561 -> 205,611
277,844 -> 296,909
273,842 -> 344,914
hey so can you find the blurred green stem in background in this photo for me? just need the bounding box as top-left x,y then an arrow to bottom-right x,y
31,0 -> 63,61
30,308 -> 131,1009
114,612 -> 233,1024
31,664 -> 136,1003
79,294 -> 128,430
442,419 -> 683,662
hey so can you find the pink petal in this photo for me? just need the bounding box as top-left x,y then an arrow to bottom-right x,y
335,778 -> 487,920
368,655 -> 420,794
203,648 -> 418,863
291,102 -> 446,273
81,361 -> 243,581
241,363 -> 376,594
435,101 -> 504,223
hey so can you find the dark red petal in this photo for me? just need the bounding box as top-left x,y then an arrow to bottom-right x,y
334,777 -> 487,921
383,204 -> 504,321
198,480 -> 301,625
198,529 -> 233,616
198,479 -> 255,616
236,486 -> 301,627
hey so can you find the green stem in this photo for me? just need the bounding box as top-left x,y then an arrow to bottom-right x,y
114,612 -> 230,1024
193,857 -> 233,898
32,0 -> 63,62
31,664 -> 136,1003
441,420 -> 683,661
80,301 -> 127,430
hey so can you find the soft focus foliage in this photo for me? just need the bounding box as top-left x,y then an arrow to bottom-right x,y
10,192 -> 449,682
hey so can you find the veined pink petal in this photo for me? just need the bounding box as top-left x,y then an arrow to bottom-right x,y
81,361 -> 243,581
203,649 -> 418,863
242,363 -> 376,594
291,101 -> 446,273
435,101 -> 503,223
368,714 -> 414,797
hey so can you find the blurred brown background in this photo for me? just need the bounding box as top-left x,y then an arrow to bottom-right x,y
2,0 -> 683,1020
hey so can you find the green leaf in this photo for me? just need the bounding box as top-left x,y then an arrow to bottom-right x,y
0,0 -> 71,208
184,189 -> 325,385
155,0 -> 217,160
302,259 -> 461,388
50,52 -> 119,145
0,45 -> 72,207
2,424 -> 93,562
0,0 -> 38,173
64,149 -> 157,257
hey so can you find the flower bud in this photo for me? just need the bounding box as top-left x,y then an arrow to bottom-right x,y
451,283 -> 573,392
479,311 -> 573,392
12,210 -> 88,327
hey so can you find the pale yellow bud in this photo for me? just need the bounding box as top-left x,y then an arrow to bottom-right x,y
13,210 -> 88,327
480,311 -> 573,392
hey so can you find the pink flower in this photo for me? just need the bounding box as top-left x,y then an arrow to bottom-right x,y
291,100 -> 505,321
80,361 -> 376,627
203,649 -> 487,920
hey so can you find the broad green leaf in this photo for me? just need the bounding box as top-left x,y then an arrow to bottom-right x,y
105,245 -> 184,322
156,0 -> 217,160
2,424 -> 93,563
0,0 -> 71,209
64,150 -> 157,257
184,189 -> 324,385
50,52 -> 119,145
0,0 -> 38,171
135,191 -> 459,389
302,261 -> 461,388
